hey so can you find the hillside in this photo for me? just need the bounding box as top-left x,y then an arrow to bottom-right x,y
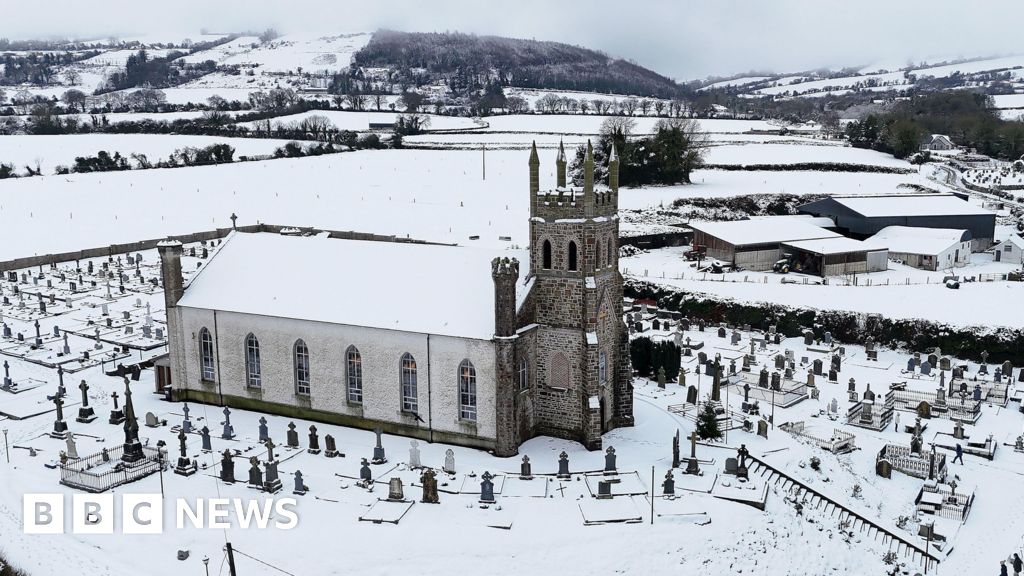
351,29 -> 685,99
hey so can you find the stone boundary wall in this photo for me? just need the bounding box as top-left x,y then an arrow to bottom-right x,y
0,224 -> 448,273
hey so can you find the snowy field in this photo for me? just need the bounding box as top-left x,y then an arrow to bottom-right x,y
478,114 -> 804,134
703,143 -> 911,168
0,134 -> 295,174
0,148 -> 943,264
177,33 -> 371,72
236,110 -> 482,132
623,245 -> 1024,330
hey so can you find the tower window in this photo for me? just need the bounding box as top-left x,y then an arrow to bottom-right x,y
568,241 -> 578,271
607,238 -> 614,266
518,358 -> 529,391
599,351 -> 608,386
542,240 -> 552,270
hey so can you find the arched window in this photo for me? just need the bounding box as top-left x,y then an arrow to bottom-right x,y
542,240 -> 552,270
549,352 -> 570,389
346,345 -> 363,404
459,359 -> 477,421
294,339 -> 310,396
599,351 -> 607,387
401,353 -> 418,413
518,358 -> 529,391
568,241 -> 578,271
607,237 -> 614,267
245,333 -> 261,388
199,327 -> 215,381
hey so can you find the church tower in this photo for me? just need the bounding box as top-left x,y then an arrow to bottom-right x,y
524,140 -> 633,450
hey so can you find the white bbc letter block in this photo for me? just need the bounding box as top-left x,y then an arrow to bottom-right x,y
122,494 -> 163,534
73,494 -> 114,534
23,494 -> 64,534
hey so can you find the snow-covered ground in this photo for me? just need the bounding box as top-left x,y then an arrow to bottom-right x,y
478,115 -> 801,135
0,134 -> 295,174
0,252 -> 1020,575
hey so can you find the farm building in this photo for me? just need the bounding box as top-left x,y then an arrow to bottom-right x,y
798,194 -> 995,251
993,233 -> 1024,264
864,226 -> 971,271
690,218 -> 841,271
779,237 -> 888,276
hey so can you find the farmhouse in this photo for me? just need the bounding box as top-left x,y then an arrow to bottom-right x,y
864,226 -> 971,271
798,194 -> 995,251
993,233 -> 1024,264
921,134 -> 955,151
157,143 -> 633,457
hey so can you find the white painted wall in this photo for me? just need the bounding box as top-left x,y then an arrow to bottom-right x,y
176,307 -> 498,441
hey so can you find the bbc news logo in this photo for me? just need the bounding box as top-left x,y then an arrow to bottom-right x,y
24,494 -> 298,534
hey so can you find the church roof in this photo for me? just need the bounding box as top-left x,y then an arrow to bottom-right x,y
178,232 -> 529,340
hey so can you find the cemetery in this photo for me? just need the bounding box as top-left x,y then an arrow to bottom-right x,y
0,158 -> 1020,576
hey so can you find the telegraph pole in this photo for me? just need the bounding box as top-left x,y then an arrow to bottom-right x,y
2,429 -> 8,464
226,542 -> 238,576
482,143 -> 486,180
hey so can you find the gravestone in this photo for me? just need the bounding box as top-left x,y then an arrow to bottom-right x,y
686,431 -> 700,475
597,480 -> 612,499
307,425 -> 321,455
480,472 -> 496,503
421,469 -> 440,503
324,435 -> 340,458
286,422 -> 299,448
247,457 -> 263,489
521,455 -> 533,479
758,367 -> 769,388
770,371 -> 781,391
174,429 -> 197,477
603,446 -> 617,474
372,428 -> 387,464
108,391 -> 125,424
775,355 -> 785,370
145,412 -> 160,428
686,385 -> 698,405
672,431 -> 681,468
408,440 -> 421,468
181,403 -> 191,433
828,369 -> 838,383
920,361 -> 932,376
813,359 -> 822,376
221,407 -> 234,439
940,356 -> 951,371
200,426 -> 212,452
65,434 -> 79,459
388,477 -> 405,502
717,326 -> 726,338
875,459 -> 892,479
757,419 -> 769,439
293,471 -> 308,495
953,421 -> 965,440
219,450 -> 235,482
359,458 -> 372,485
725,458 -> 738,475
662,470 -> 675,495
76,380 -> 96,423
917,401 -> 932,419
443,449 -> 456,474
803,330 -> 814,346
557,451 -> 571,479
258,417 -> 269,442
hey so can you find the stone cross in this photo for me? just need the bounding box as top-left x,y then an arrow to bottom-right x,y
480,471 -> 495,503
181,403 -> 191,433
443,449 -> 456,474
178,429 -> 188,458
603,446 -> 617,473
520,455 -> 533,479
408,440 -> 421,468
372,428 -> 386,463
79,379 -> 89,407
201,426 -> 212,452
258,417 -> 269,442
557,451 -> 570,478
265,439 -> 277,462
221,406 -> 235,439
111,391 -> 119,409
420,469 -> 439,503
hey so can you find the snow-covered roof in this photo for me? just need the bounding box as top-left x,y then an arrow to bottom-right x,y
998,233 -> 1024,250
748,214 -> 836,228
829,194 -> 992,217
690,219 -> 839,246
178,232 -> 529,340
782,236 -> 880,255
864,226 -> 969,255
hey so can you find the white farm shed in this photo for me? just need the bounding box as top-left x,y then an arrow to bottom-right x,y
690,218 -> 840,271
865,226 -> 972,271
780,237 -> 888,276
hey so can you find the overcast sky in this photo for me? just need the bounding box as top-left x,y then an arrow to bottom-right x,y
7,0 -> 1023,81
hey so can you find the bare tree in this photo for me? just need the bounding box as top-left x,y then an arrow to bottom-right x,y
346,93 -> 367,111
537,93 -> 561,114
592,99 -> 609,115
578,99 -> 590,115
372,93 -> 387,111
63,69 -> 81,86
295,114 -> 336,140
564,98 -> 580,114
623,97 -> 639,116
207,95 -> 226,110
399,91 -> 425,113
654,100 -> 665,116
61,89 -> 88,113
506,95 -> 528,113
639,99 -> 652,116
600,116 -> 637,139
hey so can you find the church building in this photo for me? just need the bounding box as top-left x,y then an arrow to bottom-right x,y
158,142 -> 633,456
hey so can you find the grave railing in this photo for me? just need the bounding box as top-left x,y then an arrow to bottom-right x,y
60,445 -> 164,493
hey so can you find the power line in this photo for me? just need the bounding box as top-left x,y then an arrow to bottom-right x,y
230,547 -> 296,576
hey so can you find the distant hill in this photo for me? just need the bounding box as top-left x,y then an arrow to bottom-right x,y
352,29 -> 685,99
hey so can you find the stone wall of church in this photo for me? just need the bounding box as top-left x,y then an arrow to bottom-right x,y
532,326 -> 588,440
176,307 -> 499,448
